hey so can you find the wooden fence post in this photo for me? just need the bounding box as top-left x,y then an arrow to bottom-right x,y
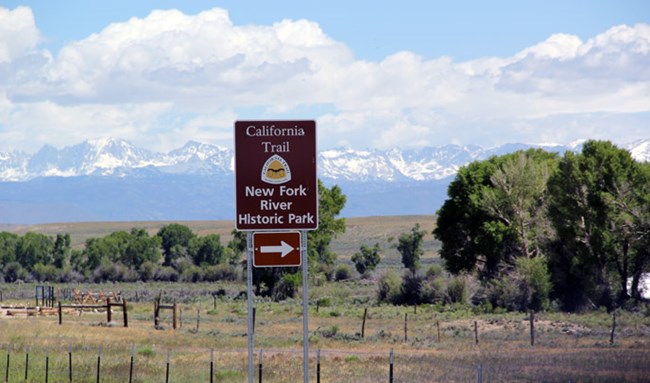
58,301 -> 62,325
474,321 -> 479,345
361,308 -> 368,339
173,303 -> 178,330
154,300 -> 159,327
123,299 -> 128,328
107,298 -> 112,324
610,310 -> 617,345
404,313 -> 408,342
436,320 -> 441,343
196,306 -> 201,332
530,310 -> 535,346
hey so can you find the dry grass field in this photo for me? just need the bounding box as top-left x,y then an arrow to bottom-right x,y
1,216 -> 649,381
1,280 -> 649,382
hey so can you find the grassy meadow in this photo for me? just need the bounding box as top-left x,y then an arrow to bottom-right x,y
1,216 -> 649,382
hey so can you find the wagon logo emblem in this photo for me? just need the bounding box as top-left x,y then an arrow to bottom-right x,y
261,154 -> 291,184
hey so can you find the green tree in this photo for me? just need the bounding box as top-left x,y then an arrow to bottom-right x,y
123,228 -> 161,269
547,140 -> 646,309
52,233 -> 71,269
481,151 -> 555,260
433,158 -> 504,277
351,243 -> 381,276
81,237 -> 111,273
16,232 -> 54,271
397,224 -> 425,273
308,180 -> 347,267
0,232 -> 19,266
190,234 -> 225,266
434,150 -> 558,279
157,224 -> 196,266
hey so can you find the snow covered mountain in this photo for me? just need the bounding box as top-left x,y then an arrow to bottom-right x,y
0,138 -> 648,223
2,138 -> 648,183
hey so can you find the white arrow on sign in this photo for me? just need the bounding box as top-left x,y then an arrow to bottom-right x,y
260,241 -> 294,258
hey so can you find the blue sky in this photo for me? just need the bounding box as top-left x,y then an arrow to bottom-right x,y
0,1 -> 649,152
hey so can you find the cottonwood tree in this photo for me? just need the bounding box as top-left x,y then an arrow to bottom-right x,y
157,223 -> 196,266
481,151 -> 554,261
398,224 -> 425,273
548,140 -> 649,309
435,150 -> 559,279
351,243 -> 381,276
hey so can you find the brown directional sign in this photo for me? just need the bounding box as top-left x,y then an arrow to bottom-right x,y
253,231 -> 302,267
235,120 -> 318,231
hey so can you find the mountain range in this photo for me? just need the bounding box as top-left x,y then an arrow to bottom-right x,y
1,138 -> 648,224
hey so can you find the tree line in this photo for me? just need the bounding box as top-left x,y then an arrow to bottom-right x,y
433,140 -> 650,312
0,180 -> 347,286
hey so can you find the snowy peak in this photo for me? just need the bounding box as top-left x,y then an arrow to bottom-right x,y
626,139 -> 650,163
0,138 -> 648,182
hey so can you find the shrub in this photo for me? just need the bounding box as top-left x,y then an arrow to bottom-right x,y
153,266 -> 179,282
204,264 -> 239,282
516,256 -> 552,311
316,297 -> 332,307
421,277 -> 446,304
335,264 -> 353,281
138,261 -> 156,281
481,257 -> 552,312
32,263 -> 59,282
377,270 -> 401,303
273,272 -> 301,301
3,262 -> 27,282
426,264 -> 444,278
399,271 -> 424,305
446,276 -> 469,304
181,266 -> 204,282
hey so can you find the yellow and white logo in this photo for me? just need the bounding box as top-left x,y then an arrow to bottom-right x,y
261,154 -> 291,184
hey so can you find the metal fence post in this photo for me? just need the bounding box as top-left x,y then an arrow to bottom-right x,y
210,348 -> 214,383
5,343 -> 11,383
389,348 -> 394,383
68,345 -> 73,383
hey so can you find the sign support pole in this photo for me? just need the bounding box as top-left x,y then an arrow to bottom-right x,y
247,231 -> 254,383
301,230 -> 309,383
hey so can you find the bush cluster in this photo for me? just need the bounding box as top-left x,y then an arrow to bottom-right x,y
377,265 -> 471,306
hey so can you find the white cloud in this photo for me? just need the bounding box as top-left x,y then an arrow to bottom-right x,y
0,6 -> 648,153
0,6 -> 40,63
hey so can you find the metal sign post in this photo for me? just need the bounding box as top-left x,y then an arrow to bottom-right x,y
301,230 -> 309,383
246,231 -> 254,383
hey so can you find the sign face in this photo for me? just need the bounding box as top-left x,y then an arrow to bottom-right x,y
253,231 -> 302,267
235,120 -> 318,231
